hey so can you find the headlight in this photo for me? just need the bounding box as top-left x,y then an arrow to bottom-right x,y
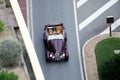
60,53 -> 65,58
62,53 -> 65,57
52,56 -> 55,59
60,55 -> 63,58
50,54 -> 53,57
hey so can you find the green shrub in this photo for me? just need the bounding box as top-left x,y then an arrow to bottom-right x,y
0,70 -> 18,80
0,0 -> 4,4
0,39 -> 22,67
0,20 -> 4,32
99,55 -> 120,80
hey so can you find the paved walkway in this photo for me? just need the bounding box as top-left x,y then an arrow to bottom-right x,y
83,32 -> 120,80
0,0 -> 27,27
0,8 -> 18,27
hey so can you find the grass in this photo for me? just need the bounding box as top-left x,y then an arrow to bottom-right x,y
95,37 -> 120,66
0,0 -> 3,4
95,37 -> 120,77
0,20 -> 4,32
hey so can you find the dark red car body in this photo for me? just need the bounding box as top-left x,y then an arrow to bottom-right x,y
43,23 -> 69,62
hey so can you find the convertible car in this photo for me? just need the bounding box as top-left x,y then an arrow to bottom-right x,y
43,23 -> 69,62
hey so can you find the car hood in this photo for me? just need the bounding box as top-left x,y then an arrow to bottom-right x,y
49,39 -> 64,53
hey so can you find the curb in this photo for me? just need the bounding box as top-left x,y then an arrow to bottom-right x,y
82,33 -> 108,80
82,32 -> 120,80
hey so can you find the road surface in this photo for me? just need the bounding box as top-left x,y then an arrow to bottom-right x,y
29,0 -> 84,80
29,0 -> 120,80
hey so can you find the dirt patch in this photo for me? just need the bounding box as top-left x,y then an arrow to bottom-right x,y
0,26 -> 14,42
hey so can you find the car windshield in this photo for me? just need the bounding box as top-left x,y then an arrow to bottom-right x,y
48,34 -> 64,40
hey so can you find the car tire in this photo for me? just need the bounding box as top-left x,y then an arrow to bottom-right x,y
64,56 -> 69,61
46,53 -> 50,62
46,58 -> 50,62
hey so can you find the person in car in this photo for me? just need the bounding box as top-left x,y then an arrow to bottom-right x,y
56,26 -> 63,34
53,28 -> 56,35
48,28 -> 53,35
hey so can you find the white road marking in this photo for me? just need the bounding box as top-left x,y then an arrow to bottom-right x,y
77,0 -> 88,8
79,0 -> 119,31
100,18 -> 120,35
10,0 -> 45,80
73,0 -> 85,80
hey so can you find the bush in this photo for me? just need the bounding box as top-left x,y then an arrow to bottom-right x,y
0,20 -> 4,32
0,0 -> 4,4
0,70 -> 18,80
99,54 -> 120,80
0,39 -> 22,67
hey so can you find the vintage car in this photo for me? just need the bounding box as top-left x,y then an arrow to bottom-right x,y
43,23 -> 69,62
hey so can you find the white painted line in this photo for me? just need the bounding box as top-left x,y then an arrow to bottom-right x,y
77,0 -> 88,8
10,0 -> 45,80
73,0 -> 85,80
100,18 -> 120,35
79,0 -> 119,31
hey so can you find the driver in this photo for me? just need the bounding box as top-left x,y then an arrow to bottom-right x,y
48,28 -> 53,35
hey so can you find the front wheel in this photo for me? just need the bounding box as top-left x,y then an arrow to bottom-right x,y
64,56 -> 69,61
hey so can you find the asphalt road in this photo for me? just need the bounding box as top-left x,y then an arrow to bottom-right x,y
29,0 -> 120,80
29,0 -> 84,80
77,0 -> 120,46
